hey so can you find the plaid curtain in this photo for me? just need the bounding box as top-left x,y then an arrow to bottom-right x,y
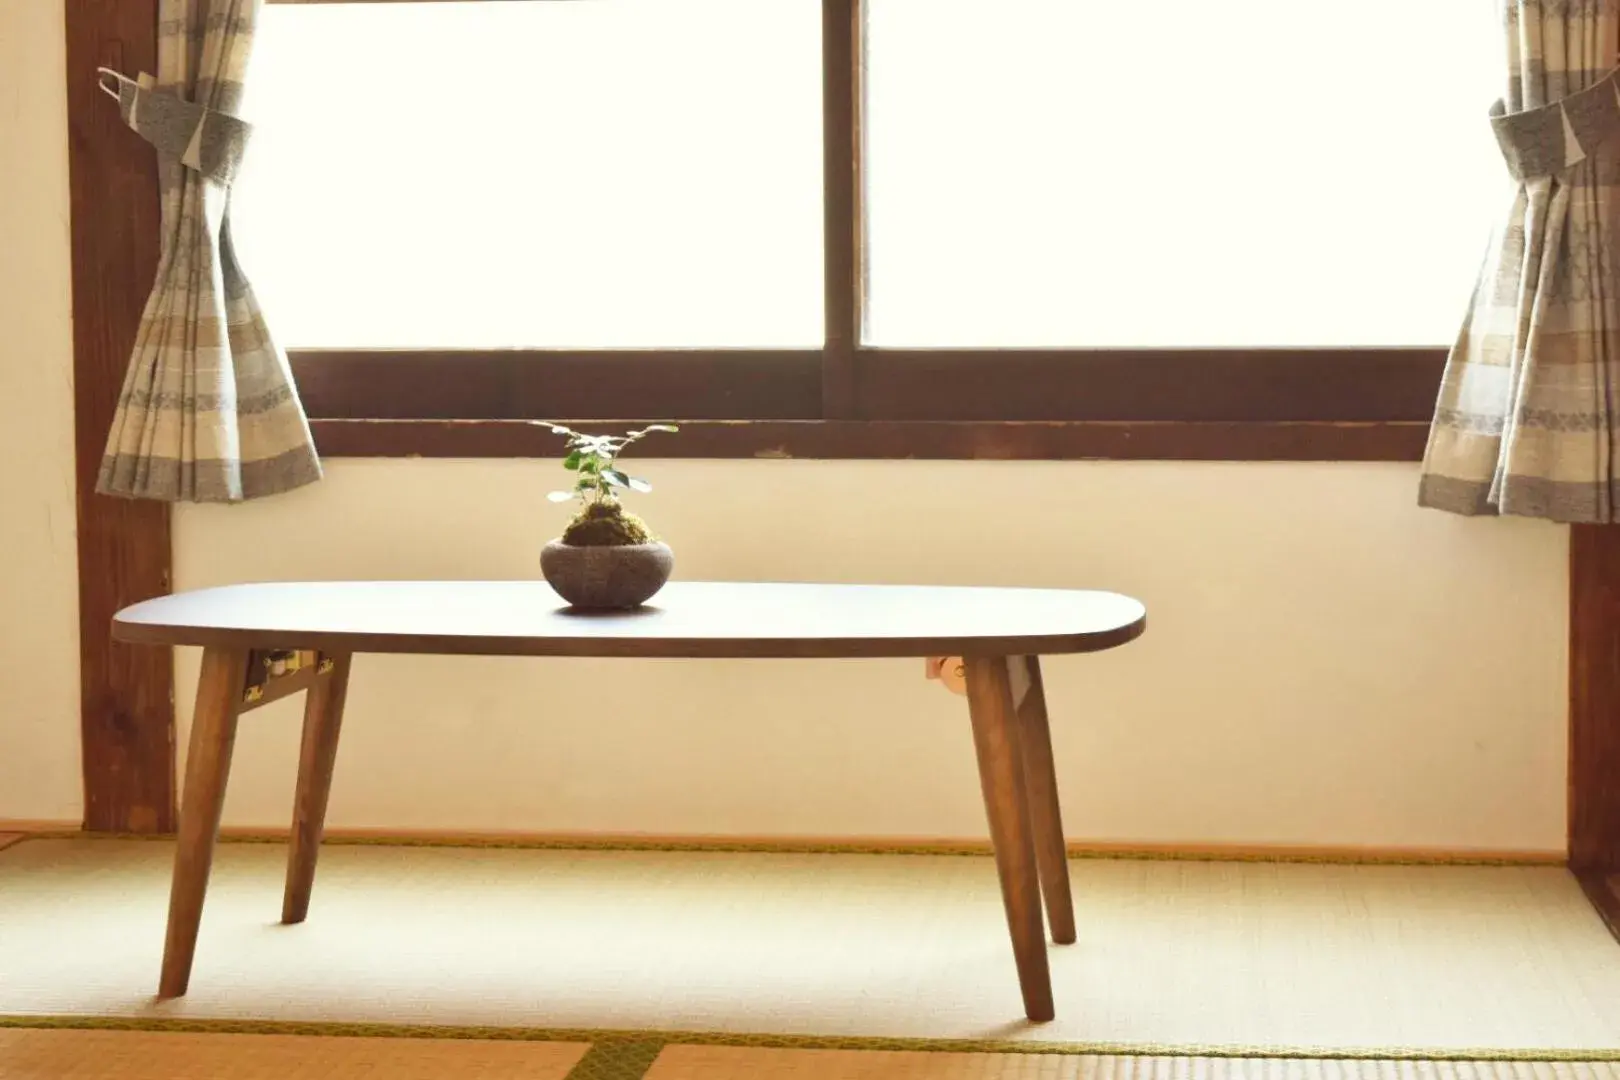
1419,1 -> 1620,522
96,0 -> 320,503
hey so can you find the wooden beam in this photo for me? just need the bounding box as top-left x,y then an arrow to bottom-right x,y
820,0 -> 863,419
309,418 -> 1430,462
290,347 -> 1446,427
1570,524 -> 1620,875
65,0 -> 173,834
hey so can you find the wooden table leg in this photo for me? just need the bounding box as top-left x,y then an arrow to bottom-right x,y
964,654 -> 1055,1022
283,653 -> 353,924
1013,656 -> 1076,945
159,645 -> 249,998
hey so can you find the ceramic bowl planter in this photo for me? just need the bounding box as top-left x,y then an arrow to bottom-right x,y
541,539 -> 673,609
537,422 -> 679,611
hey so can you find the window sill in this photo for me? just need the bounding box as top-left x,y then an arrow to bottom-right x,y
290,347 -> 1447,426
310,419 -> 1429,462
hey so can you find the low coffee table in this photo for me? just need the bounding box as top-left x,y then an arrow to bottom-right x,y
113,580 -> 1147,1021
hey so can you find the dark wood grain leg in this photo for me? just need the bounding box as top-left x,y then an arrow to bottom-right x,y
159,645 -> 249,998
964,654 -> 1055,1023
282,653 -> 353,925
1013,656 -> 1076,945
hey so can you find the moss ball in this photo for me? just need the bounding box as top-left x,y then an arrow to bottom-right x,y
561,500 -> 655,546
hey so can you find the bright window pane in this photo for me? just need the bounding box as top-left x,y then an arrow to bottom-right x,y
865,0 -> 1507,347
233,1 -> 824,349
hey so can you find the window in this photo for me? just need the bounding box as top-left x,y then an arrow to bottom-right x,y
233,0 -> 824,349
864,0 -> 1503,348
232,0 -> 1503,458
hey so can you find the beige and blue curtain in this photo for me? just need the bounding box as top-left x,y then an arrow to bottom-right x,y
1420,2 -> 1620,521
96,0 -> 319,502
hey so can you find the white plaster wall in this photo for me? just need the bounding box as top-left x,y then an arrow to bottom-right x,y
174,459 -> 1569,852
0,0 -> 84,823
0,1 -> 1573,852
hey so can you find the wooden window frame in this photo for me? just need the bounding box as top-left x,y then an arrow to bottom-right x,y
263,0 -> 1437,462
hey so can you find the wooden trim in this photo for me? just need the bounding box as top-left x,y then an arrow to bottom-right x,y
292,347 -> 1446,429
0,819 -> 83,835
309,418 -> 1430,461
66,0 -> 174,835
0,820 -> 83,833
91,825 -> 1567,865
820,0 -> 863,419
0,820 -> 1566,865
1570,525 -> 1620,874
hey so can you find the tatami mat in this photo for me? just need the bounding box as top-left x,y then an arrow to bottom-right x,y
0,1027 -> 588,1079
646,1047 -> 1620,1079
8,1031 -> 1620,1080
2,839 -> 1620,1056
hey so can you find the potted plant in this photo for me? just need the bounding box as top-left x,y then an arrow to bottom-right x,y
538,423 -> 678,609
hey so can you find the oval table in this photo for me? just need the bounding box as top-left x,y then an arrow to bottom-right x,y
114,580 -> 1147,1022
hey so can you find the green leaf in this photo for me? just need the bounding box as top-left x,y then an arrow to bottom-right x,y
547,490 -> 575,503
624,475 -> 652,492
562,450 -> 583,471
602,470 -> 629,489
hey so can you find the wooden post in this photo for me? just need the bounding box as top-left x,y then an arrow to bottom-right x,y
65,0 -> 172,834
1570,525 -> 1620,934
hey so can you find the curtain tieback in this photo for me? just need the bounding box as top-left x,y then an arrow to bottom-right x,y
96,68 -> 252,186
1491,66 -> 1620,180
